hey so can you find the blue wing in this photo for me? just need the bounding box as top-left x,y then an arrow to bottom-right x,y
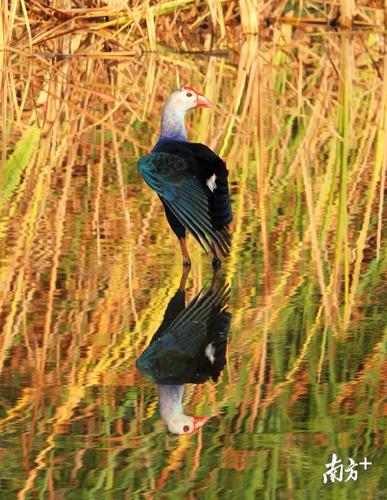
138,152 -> 230,255
136,284 -> 230,383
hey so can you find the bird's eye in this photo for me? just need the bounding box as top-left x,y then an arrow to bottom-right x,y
183,425 -> 190,432
186,92 -> 192,97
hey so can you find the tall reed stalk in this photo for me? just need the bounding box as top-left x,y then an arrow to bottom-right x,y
332,33 -> 352,323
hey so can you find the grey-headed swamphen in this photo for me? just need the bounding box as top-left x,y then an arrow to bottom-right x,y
138,87 -> 233,267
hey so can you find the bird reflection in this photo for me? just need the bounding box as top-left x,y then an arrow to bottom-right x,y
136,269 -> 231,435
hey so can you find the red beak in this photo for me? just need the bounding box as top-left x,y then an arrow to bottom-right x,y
188,415 -> 210,434
196,94 -> 213,108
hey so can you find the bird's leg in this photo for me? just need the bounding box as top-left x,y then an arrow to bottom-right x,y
210,266 -> 220,291
211,244 -> 222,270
179,238 -> 191,268
178,264 -> 190,291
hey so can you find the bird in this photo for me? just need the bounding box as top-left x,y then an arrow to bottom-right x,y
137,86 -> 233,268
136,269 -> 231,434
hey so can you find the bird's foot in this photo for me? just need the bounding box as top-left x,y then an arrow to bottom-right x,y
210,243 -> 222,270
179,238 -> 191,269
212,256 -> 221,270
183,258 -> 192,268
179,264 -> 191,291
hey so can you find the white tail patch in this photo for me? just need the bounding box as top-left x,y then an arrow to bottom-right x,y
205,343 -> 215,364
206,174 -> 217,192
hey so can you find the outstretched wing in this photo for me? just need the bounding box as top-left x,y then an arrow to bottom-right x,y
138,152 -> 230,255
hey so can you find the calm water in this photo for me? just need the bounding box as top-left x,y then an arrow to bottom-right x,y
0,34 -> 386,498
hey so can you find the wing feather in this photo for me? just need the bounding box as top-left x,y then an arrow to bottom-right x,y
138,152 -> 231,255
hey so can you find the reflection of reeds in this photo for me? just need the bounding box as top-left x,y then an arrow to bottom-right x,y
0,2 -> 385,498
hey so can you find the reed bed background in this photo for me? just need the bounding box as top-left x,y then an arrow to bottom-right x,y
0,0 -> 386,498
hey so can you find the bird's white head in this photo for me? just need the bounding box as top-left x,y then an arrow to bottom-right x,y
158,384 -> 210,435
165,414 -> 210,435
158,86 -> 212,142
165,86 -> 213,113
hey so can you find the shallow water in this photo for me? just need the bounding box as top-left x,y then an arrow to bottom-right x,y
0,31 -> 386,498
